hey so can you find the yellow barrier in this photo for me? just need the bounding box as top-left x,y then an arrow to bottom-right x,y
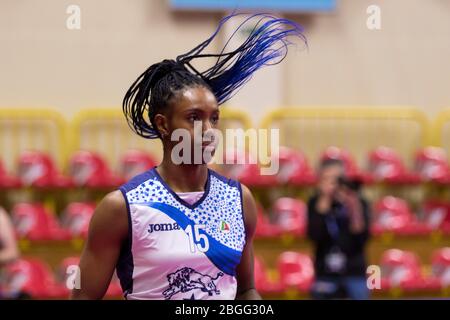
260,107 -> 431,167
217,107 -> 253,130
432,109 -> 450,153
0,106 -> 439,173
0,108 -> 68,170
70,107 -> 252,169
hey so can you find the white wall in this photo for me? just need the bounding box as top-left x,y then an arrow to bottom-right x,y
0,0 -> 449,125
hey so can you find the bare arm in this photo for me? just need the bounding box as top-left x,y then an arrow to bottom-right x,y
235,184 -> 262,300
0,207 -> 19,266
70,190 -> 128,300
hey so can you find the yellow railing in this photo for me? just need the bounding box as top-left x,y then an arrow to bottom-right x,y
0,108 -> 68,170
260,106 -> 431,167
432,109 -> 450,153
69,107 -> 252,169
218,107 -> 253,130
3,106 -> 450,172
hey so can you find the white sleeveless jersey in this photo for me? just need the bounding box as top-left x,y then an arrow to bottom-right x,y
116,167 -> 246,300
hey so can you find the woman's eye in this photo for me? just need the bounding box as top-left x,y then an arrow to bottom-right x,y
211,117 -> 219,125
188,115 -> 199,122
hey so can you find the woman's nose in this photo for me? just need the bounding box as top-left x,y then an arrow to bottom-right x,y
203,120 -> 213,132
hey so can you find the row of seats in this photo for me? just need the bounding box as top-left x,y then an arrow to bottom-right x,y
219,145 -> 450,186
1,146 -> 450,189
11,202 -> 94,241
6,194 -> 450,243
0,257 -> 121,299
255,248 -> 450,295
0,150 -> 156,189
2,248 -> 448,299
256,196 -> 450,238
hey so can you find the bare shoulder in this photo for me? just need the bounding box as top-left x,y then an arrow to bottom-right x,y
88,190 -> 128,242
98,190 -> 127,214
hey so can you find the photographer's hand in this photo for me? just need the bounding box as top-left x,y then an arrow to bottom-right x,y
343,191 -> 365,233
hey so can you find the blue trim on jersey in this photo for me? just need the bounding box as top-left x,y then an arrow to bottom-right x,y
139,202 -> 242,276
116,187 -> 134,297
120,167 -> 157,193
209,169 -> 240,188
152,168 -> 211,210
237,182 -> 247,249
116,166 -> 158,297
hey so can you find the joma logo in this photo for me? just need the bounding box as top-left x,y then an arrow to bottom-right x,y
148,222 -> 181,233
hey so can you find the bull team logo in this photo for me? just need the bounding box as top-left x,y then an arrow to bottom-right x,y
162,267 -> 224,300
219,220 -> 230,233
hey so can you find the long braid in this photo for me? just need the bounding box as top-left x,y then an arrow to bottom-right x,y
122,13 -> 306,139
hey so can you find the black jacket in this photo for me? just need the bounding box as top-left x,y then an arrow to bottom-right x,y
307,194 -> 371,277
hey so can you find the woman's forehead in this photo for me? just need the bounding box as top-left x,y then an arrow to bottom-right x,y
177,87 -> 218,110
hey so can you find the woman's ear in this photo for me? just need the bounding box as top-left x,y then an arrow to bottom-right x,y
154,113 -> 169,138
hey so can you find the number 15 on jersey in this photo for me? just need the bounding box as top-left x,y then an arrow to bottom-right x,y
185,224 -> 210,253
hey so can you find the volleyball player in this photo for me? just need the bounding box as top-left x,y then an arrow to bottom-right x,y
71,13 -> 306,300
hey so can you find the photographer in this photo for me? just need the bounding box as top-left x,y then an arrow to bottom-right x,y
307,159 -> 370,299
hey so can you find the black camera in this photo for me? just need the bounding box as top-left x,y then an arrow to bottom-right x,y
337,175 -> 363,192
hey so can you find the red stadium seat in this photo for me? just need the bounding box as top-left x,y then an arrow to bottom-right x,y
215,149 -> 274,187
1,258 -> 66,299
272,197 -> 307,237
372,196 -> 430,236
59,256 -> 80,277
277,251 -> 314,293
254,204 -> 280,238
120,149 -> 157,181
320,146 -> 372,183
415,147 -> 450,183
0,159 -> 21,188
430,248 -> 450,289
368,146 -> 421,184
12,203 -> 71,241
254,256 -> 283,294
422,200 -> 450,234
274,147 -> 316,186
56,256 -> 81,298
17,151 -> 72,188
380,249 -> 428,292
57,256 -> 122,298
60,202 -> 96,239
69,151 -> 124,188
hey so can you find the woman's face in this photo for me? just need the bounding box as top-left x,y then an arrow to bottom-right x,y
157,86 -> 220,164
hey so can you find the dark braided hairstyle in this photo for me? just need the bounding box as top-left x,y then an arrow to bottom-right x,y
123,13 -> 307,139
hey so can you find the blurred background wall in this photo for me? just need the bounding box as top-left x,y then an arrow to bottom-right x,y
0,0 -> 449,125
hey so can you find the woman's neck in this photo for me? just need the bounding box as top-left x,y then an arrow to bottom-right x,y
156,157 -> 208,193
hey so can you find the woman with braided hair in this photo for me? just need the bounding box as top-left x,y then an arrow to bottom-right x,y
71,13 -> 306,300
